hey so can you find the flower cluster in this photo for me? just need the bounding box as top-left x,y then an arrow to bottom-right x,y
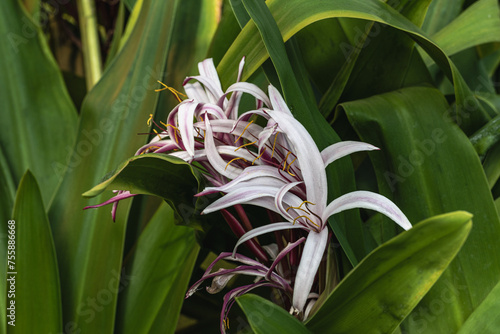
85,58 -> 411,333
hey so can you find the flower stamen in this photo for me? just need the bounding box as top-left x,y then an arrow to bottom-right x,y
286,200 -> 316,214
225,157 -> 248,170
271,132 -> 278,159
147,114 -> 153,126
233,120 -> 254,143
235,140 -> 257,152
286,157 -> 297,177
155,81 -> 186,103
153,129 -> 162,141
160,121 -> 180,143
252,147 -> 266,165
292,215 -> 320,228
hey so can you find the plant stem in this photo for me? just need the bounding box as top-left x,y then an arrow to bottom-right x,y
77,0 -> 102,90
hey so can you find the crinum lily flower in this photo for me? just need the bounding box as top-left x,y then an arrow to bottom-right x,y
200,85 -> 412,317
84,57 -> 272,219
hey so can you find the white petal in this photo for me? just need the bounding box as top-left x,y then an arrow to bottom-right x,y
177,101 -> 198,157
293,228 -> 329,312
233,223 -> 306,256
204,117 -> 241,179
198,165 -> 289,196
321,141 -> 379,167
265,109 -> 327,213
184,82 -> 209,102
322,191 -> 412,230
226,82 -> 271,107
268,85 -> 292,115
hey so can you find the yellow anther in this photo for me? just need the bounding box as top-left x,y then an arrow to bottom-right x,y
271,132 -> 278,159
160,121 -> 180,143
282,151 -> 292,171
140,145 -> 161,155
235,140 -> 257,152
234,120 -> 254,143
293,215 -> 320,228
286,157 -> 297,177
225,157 -> 248,170
286,201 -> 316,213
223,318 -> 230,330
155,81 -> 186,103
252,148 -> 266,165
153,129 -> 162,141
147,114 -> 153,126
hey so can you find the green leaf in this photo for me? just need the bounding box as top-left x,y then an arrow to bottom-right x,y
306,212 -> 472,333
115,202 -> 200,334
83,154 -> 204,227
421,0 -> 464,34
483,141 -> 500,188
237,294 -> 312,334
0,148 -> 16,334
457,279 -> 500,334
0,0 -> 78,205
47,1 -> 185,332
218,0 -> 492,133
470,114 -> 500,159
343,86 -> 500,333
10,171 -> 62,333
421,0 -> 500,66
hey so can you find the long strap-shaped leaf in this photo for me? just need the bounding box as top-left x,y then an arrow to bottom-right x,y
48,1 -> 183,332
11,171 -> 62,333
218,0 -> 500,134
343,86 -> 500,333
0,0 -> 77,205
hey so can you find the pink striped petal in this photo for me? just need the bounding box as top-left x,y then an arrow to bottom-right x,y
323,191 -> 412,230
321,141 -> 379,167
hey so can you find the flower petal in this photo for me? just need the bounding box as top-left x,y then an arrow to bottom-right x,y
177,101 -> 198,157
268,84 -> 292,115
265,109 -> 327,213
292,228 -> 329,312
321,141 -> 379,167
204,116 -> 241,179
233,222 -> 306,257
323,190 -> 412,230
226,82 -> 271,107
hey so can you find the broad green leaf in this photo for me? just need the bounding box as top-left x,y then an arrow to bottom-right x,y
237,294 -> 312,334
207,0 -> 241,65
83,154 -> 204,227
457,279 -> 500,334
306,212 -> 472,333
104,1 -> 126,68
47,1 -> 184,332
10,171 -> 62,333
343,86 -> 500,333
217,0 -> 491,133
0,0 -> 78,205
421,0 -> 500,66
422,0 -> 465,34
115,202 -> 199,334
338,11 -> 431,110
